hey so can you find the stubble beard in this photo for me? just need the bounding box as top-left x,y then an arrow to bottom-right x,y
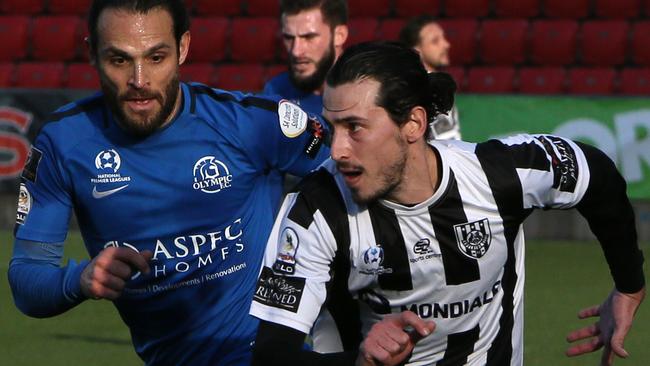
288,41 -> 335,93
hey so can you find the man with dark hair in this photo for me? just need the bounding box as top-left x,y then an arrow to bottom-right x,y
7,1 -> 329,365
250,41 -> 645,366
263,0 -> 349,114
400,15 -> 461,141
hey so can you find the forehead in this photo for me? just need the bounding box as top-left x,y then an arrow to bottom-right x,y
96,7 -> 175,50
419,23 -> 444,41
323,79 -> 381,119
282,8 -> 330,34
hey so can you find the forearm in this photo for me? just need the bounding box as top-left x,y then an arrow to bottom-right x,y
8,240 -> 89,317
576,142 -> 645,293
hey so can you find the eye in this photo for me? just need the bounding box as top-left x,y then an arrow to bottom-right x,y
110,56 -> 126,65
151,54 -> 165,63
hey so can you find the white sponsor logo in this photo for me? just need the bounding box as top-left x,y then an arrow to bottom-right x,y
92,184 -> 129,199
278,100 -> 307,138
16,183 -> 31,225
192,156 -> 233,193
95,149 -> 121,172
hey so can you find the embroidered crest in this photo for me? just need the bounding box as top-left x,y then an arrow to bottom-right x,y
454,218 -> 492,259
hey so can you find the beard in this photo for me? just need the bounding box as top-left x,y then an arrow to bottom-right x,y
288,41 -> 336,93
101,73 -> 180,138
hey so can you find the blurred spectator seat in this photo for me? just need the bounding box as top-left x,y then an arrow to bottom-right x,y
631,21 -> 650,65
479,19 -> 528,65
0,63 -> 14,87
66,62 -> 99,89
445,0 -> 490,17
0,16 -> 30,61
494,0 -> 541,18
246,0 -> 279,16
187,17 -> 228,62
346,18 -> 379,47
594,0 -> 639,19
16,62 -> 65,88
230,17 -> 278,63
466,67 -> 515,93
568,67 -> 616,94
195,0 -> 241,16
180,63 -> 216,85
518,67 -> 566,94
438,19 -> 478,65
378,18 -> 406,41
348,0 -> 391,17
31,16 -> 82,62
215,64 -> 265,92
543,0 -> 590,18
394,0 -> 441,17
580,20 -> 629,67
529,20 -> 578,66
443,66 -> 466,91
619,68 -> 650,95
49,0 -> 90,14
0,0 -> 43,14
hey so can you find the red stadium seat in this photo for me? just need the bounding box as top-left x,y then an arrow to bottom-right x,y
479,19 -> 529,65
445,0 -> 490,18
645,0 -> 650,16
180,63 -> 216,85
65,62 -> 99,89
619,68 -> 650,95
568,67 -> 616,95
378,18 -> 406,41
438,19 -> 478,65
230,17 -> 279,63
246,0 -> 279,16
195,0 -> 242,16
580,21 -> 629,67
0,0 -> 44,14
494,0 -> 541,18
594,0 -> 639,19
346,18 -> 379,47
529,20 -> 578,66
631,21 -> 650,66
394,0 -> 441,17
0,16 -> 30,62
518,67 -> 566,94
264,64 -> 286,84
16,62 -> 66,88
32,16 -> 82,62
466,67 -> 515,93
442,66 -> 466,91
187,17 -> 228,62
215,64 -> 265,92
48,0 -> 91,14
543,0 -> 590,18
348,0 -> 391,17
0,63 -> 14,87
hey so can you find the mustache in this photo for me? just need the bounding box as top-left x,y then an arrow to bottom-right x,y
120,90 -> 161,100
336,161 -> 363,172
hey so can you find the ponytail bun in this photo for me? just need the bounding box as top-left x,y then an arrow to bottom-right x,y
427,72 -> 457,116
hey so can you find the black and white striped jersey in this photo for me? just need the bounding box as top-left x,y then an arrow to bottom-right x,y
250,134 -> 644,366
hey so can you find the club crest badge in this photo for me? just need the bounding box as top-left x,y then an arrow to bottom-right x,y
454,218 -> 492,259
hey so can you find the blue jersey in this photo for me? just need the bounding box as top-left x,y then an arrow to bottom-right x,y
12,83 -> 329,365
263,71 -> 323,115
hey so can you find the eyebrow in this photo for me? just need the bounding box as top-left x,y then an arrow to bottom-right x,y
100,43 -> 172,58
282,31 -> 319,38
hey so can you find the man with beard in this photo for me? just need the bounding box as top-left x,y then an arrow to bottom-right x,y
249,42 -> 645,366
263,0 -> 349,115
400,15 -> 461,141
7,1 -> 329,365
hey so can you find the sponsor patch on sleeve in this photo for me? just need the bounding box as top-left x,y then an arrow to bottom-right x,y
536,136 -> 579,192
278,100 -> 308,138
16,183 -> 31,225
303,117 -> 325,158
253,266 -> 305,313
21,146 -> 43,183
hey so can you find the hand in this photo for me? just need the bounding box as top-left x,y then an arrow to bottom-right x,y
80,247 -> 153,300
566,287 -> 645,365
356,311 -> 435,366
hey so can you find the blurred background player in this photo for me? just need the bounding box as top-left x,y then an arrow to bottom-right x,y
264,0 -> 349,115
400,15 -> 461,141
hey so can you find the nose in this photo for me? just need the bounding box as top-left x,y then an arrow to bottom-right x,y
128,61 -> 148,89
290,37 -> 306,58
330,128 -> 350,162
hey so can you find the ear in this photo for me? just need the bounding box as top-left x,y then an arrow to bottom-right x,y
178,30 -> 191,65
402,106 -> 428,144
333,24 -> 348,49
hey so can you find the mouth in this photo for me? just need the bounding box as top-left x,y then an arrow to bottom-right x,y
124,97 -> 157,112
339,167 -> 363,186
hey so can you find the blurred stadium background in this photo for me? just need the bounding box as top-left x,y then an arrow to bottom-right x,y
0,0 -> 648,364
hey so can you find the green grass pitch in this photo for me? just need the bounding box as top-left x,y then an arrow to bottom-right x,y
1,231 -> 647,365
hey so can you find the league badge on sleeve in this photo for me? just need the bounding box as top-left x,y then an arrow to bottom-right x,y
454,218 -> 492,259
273,227 -> 300,275
16,183 -> 31,225
278,100 -> 308,138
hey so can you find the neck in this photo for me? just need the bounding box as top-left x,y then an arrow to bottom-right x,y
386,142 -> 439,206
